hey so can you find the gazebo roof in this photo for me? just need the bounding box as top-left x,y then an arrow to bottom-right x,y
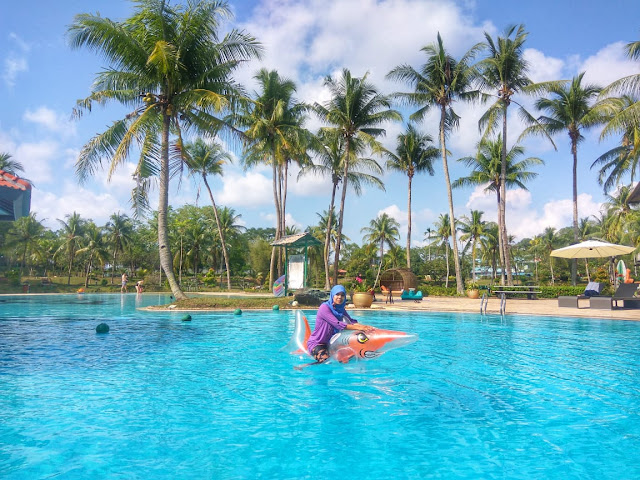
271,232 -> 323,248
0,169 -> 31,221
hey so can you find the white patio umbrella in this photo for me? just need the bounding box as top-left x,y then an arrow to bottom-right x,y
550,240 -> 636,259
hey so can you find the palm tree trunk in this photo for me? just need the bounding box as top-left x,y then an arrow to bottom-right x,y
333,147 -> 350,286
439,106 -> 464,294
324,183 -> 338,289
269,160 -> 281,291
445,243 -> 450,288
406,174 -> 412,269
158,113 -> 186,300
571,139 -> 579,286
495,191 -> 506,285
203,175 -> 231,291
500,107 -> 513,285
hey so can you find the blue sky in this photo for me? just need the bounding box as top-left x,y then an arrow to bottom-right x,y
1,0 -> 638,246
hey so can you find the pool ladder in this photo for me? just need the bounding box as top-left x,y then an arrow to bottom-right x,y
480,293 -> 506,315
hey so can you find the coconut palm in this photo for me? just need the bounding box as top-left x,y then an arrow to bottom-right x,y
382,124 -> 438,268
603,185 -> 638,244
523,72 -> 602,285
185,138 -> 233,290
361,213 -> 400,288
5,213 -> 45,276
458,210 -> 486,283
55,212 -> 85,285
433,213 -> 454,288
539,227 -> 559,285
453,136 -> 543,281
299,128 -> 384,288
477,24 -> 534,286
68,0 -> 262,300
387,32 -> 482,294
479,222 -> 500,281
105,212 -> 133,285
314,69 -> 401,285
76,222 -> 110,288
0,152 -> 25,175
592,95 -> 640,190
239,69 -> 311,289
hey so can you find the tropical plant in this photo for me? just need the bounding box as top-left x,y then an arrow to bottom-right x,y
361,213 -> 400,287
68,0 -> 262,300
453,136 -> 543,282
105,212 -> 133,284
478,24 -> 536,285
299,128 -> 384,288
387,32 -> 482,294
55,212 -> 85,285
433,213 -> 453,287
314,68 -> 401,285
186,138 -> 233,290
524,72 -> 602,285
0,152 -> 25,175
382,124 -> 438,268
458,210 -> 486,283
76,222 -> 110,287
239,69 -> 311,290
5,213 -> 45,276
539,227 -> 560,285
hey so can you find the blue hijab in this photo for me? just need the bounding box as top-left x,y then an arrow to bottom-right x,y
325,285 -> 347,321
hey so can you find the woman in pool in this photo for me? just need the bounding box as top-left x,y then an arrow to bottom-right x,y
306,284 -> 375,364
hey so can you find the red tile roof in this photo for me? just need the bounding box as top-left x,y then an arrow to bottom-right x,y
0,169 -> 31,191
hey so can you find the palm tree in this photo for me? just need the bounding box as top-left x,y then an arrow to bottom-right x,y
477,24 -> 534,286
361,213 -> 400,288
5,213 -> 45,276
382,124 -> 438,269
540,227 -> 559,285
186,138 -> 233,290
314,69 -> 401,285
603,185 -> 637,244
424,227 -> 434,260
0,152 -> 25,175
433,214 -> 453,288
105,212 -> 133,284
592,95 -> 640,191
55,212 -> 85,285
387,32 -> 482,294
239,69 -> 311,289
479,222 -> 500,282
458,210 -> 486,283
68,0 -> 262,300
525,72 -> 602,285
453,136 -> 543,282
76,222 -> 109,288
299,128 -> 384,288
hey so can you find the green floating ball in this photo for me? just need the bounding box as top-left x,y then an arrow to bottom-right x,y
272,304 -> 280,311
96,323 -> 110,334
234,308 -> 242,315
181,314 -> 192,322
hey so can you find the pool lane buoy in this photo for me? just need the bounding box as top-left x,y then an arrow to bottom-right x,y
96,323 -> 110,334
273,304 -> 280,310
234,308 -> 242,315
181,314 -> 192,322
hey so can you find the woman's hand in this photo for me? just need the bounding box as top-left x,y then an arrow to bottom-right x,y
347,323 -> 375,333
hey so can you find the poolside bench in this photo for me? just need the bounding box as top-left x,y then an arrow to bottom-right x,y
492,286 -> 541,300
558,296 -> 590,308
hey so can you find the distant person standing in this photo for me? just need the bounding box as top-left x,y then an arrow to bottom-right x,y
121,272 -> 128,293
135,280 -> 144,294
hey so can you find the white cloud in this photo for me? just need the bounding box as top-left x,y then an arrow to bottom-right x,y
524,48 -> 565,83
2,56 -> 27,87
464,185 -> 603,239
13,141 -> 60,184
217,171 -> 273,207
579,42 -> 638,88
23,107 -> 77,137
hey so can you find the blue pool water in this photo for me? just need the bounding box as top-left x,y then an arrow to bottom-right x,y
1,294 -> 640,479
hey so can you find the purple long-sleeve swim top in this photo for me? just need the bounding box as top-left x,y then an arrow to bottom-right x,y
306,303 -> 357,353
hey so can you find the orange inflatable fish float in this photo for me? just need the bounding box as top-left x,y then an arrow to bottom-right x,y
284,311 -> 417,364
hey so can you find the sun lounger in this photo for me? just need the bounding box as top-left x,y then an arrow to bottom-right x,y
400,289 -> 423,302
589,283 -> 640,310
558,282 -> 602,308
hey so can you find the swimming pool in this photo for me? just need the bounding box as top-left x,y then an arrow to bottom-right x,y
1,294 -> 639,479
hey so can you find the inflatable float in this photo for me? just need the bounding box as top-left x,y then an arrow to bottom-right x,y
284,310 -> 418,364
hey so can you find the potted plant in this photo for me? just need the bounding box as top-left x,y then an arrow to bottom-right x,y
466,281 -> 480,299
352,282 -> 375,308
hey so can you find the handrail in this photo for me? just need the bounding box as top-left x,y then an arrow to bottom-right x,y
480,293 -> 487,314
499,293 -> 506,315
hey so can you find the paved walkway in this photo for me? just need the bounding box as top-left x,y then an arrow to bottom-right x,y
365,295 -> 640,321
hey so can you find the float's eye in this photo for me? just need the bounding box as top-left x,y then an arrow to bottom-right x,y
357,333 -> 368,343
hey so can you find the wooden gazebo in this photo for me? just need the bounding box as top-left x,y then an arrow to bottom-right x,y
379,268 -> 418,293
271,232 -> 323,295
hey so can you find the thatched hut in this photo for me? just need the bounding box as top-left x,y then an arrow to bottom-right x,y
379,268 -> 418,293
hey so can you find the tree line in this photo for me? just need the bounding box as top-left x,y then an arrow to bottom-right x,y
1,1 -> 638,295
